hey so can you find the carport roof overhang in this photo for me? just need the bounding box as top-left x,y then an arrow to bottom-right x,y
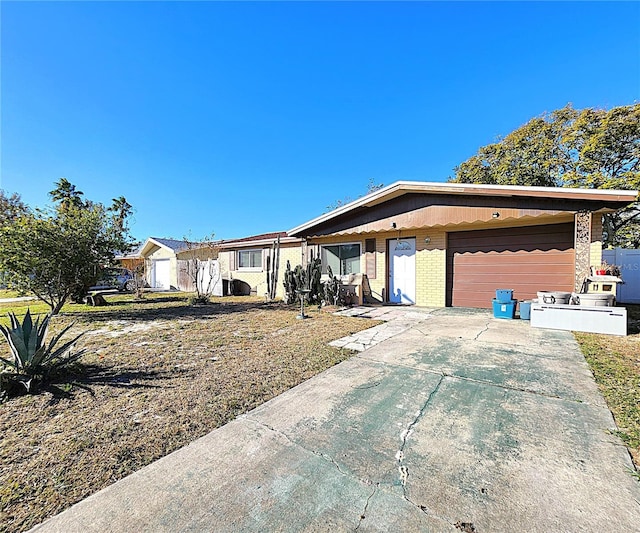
288,181 -> 638,237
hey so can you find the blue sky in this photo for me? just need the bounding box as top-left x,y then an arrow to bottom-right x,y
2,1 -> 639,242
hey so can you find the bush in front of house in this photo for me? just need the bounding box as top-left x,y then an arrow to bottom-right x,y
284,259 -> 350,308
283,255 -> 323,306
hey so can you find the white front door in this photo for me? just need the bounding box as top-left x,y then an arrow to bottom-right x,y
388,238 -> 416,304
152,259 -> 171,289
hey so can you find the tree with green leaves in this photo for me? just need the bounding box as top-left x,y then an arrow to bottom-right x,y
450,103 -> 640,246
326,178 -> 385,212
49,178 -> 85,212
109,196 -> 133,233
0,181 -> 133,314
0,190 -> 28,225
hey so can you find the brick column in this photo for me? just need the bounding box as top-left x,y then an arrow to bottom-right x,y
574,211 -> 592,291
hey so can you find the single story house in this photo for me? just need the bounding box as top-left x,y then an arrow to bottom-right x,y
115,242 -> 145,272
139,237 -> 220,292
217,232 -> 303,297
288,181 -> 638,308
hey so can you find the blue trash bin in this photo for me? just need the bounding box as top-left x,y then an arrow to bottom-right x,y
519,301 -> 531,320
492,299 -> 517,319
495,289 -> 514,302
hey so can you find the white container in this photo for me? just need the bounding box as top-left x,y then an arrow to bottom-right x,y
537,291 -> 572,305
575,293 -> 615,307
531,303 -> 626,336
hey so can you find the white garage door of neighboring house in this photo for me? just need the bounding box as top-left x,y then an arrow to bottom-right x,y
152,259 -> 171,290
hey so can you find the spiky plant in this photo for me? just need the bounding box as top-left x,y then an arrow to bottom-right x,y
0,309 -> 86,395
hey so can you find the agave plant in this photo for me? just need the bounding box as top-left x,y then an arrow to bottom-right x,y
0,310 -> 86,394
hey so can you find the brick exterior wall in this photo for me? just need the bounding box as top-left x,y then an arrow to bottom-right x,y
414,229 -> 447,308
590,215 -> 604,270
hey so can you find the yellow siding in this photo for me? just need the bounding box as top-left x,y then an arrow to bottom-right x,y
220,244 -> 302,298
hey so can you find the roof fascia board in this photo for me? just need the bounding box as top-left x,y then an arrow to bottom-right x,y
288,181 -> 638,236
140,237 -> 177,257
217,237 -> 301,250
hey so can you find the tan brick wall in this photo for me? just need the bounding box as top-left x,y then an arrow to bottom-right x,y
415,229 -> 447,308
590,215 -> 604,270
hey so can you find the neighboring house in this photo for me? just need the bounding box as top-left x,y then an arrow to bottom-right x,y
288,181 -> 637,309
115,242 -> 145,272
217,232 -> 303,297
139,237 -> 221,293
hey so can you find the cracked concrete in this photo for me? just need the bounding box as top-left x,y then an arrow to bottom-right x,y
330,305 -> 433,351
397,375 -> 445,490
31,307 -> 640,532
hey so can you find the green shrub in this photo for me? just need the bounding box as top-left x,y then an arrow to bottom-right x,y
283,255 -> 323,306
0,310 -> 86,398
187,294 -> 211,305
323,266 -> 341,306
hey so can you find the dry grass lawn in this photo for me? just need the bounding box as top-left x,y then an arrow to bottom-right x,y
0,295 -> 378,533
575,304 -> 640,470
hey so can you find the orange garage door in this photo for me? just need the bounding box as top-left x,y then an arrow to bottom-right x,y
446,223 -> 575,308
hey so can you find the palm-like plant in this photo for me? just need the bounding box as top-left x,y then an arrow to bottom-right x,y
0,310 -> 86,394
48,178 -> 85,213
109,196 -> 133,232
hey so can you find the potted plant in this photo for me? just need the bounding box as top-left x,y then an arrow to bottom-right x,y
595,261 -> 609,276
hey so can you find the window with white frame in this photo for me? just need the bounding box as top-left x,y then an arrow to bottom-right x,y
237,249 -> 262,270
321,243 -> 361,275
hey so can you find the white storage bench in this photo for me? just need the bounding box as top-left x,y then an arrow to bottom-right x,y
530,303 -> 627,336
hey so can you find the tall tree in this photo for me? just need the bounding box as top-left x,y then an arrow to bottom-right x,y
450,104 -> 640,246
0,190 -> 28,225
0,181 -> 133,314
326,178 -> 385,212
108,196 -> 133,234
49,178 -> 85,213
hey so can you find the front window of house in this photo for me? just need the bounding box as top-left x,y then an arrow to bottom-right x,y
238,249 -> 262,269
321,244 -> 361,275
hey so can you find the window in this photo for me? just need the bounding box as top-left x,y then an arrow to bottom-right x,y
238,249 -> 262,269
321,243 -> 361,275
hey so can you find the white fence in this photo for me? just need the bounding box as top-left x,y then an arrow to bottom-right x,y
177,259 -> 223,295
602,248 -> 640,304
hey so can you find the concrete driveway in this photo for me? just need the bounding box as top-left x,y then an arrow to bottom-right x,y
32,308 -> 640,532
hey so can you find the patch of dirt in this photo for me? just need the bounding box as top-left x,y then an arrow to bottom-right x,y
0,299 -> 379,532
84,320 -> 165,337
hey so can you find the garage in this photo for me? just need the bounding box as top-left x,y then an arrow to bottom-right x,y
151,259 -> 171,290
446,222 -> 575,308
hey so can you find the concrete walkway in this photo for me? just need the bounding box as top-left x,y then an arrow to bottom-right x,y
329,306 -> 433,351
32,308 -> 640,532
0,296 -> 35,303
